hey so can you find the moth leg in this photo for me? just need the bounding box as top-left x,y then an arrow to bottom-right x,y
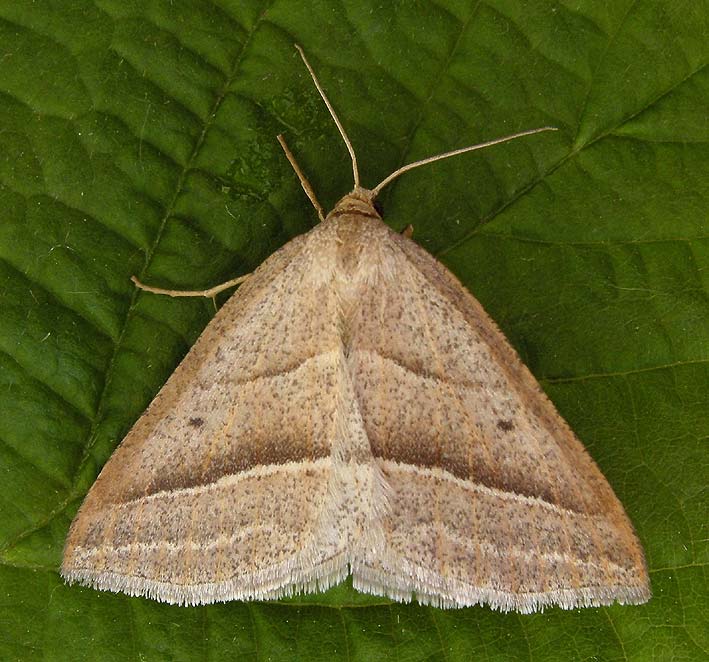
277,133 -> 326,223
401,225 -> 414,238
131,274 -> 249,299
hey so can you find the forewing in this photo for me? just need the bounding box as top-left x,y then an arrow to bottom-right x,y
62,227 -> 351,605
348,226 -> 650,612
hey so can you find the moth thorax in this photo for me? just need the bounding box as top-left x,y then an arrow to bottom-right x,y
328,187 -> 381,221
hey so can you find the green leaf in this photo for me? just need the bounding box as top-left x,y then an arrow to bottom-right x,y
0,1 -> 706,659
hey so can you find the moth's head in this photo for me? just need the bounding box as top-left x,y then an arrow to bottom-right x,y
330,186 -> 381,219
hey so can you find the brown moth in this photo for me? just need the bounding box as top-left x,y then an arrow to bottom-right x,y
61,46 -> 651,612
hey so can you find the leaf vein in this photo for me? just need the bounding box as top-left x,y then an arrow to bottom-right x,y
0,0 -> 275,556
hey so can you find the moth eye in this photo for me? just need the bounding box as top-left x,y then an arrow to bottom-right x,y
373,200 -> 384,216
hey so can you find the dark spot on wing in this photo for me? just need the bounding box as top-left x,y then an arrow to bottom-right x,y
188,417 -> 205,428
496,419 -> 514,432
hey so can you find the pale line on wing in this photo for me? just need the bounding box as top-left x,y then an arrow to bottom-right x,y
114,457 -> 332,509
378,458 -> 597,519
400,520 -> 631,576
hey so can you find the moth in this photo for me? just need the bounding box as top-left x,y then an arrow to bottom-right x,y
62,46 -> 650,612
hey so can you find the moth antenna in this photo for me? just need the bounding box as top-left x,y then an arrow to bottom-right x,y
370,126 -> 558,198
295,44 -> 360,188
277,134 -> 326,222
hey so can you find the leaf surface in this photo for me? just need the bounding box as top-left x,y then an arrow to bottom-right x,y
0,1 -> 706,660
